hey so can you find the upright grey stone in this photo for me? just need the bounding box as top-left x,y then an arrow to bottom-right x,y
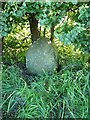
26,37 -> 58,75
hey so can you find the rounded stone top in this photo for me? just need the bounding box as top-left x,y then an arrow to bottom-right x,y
26,37 -> 58,75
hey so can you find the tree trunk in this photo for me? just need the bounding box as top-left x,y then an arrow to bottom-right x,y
0,38 -> 2,63
28,13 -> 40,43
40,26 -> 41,32
50,23 -> 55,41
0,37 -> 3,63
43,28 -> 46,37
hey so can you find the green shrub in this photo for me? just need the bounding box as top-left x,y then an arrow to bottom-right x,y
53,38 -> 88,71
2,24 -> 31,64
2,65 -> 89,118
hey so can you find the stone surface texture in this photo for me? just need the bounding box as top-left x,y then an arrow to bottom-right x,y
26,37 -> 58,75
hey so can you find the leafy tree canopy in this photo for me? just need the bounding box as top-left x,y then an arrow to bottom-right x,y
1,2 -> 90,53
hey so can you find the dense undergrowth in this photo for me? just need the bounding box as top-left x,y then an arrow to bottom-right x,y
2,2 -> 90,119
2,35 -> 89,119
2,64 -> 89,119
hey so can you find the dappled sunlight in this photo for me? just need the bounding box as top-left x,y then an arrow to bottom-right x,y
2,2 -> 89,119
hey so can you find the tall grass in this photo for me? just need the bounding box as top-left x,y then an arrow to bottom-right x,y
2,65 -> 89,119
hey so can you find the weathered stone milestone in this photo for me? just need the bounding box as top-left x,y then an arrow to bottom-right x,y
26,37 -> 58,75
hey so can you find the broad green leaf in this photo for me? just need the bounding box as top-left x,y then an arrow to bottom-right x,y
22,2 -> 26,7
4,13 -> 9,17
36,5 -> 39,9
0,22 -> 5,26
17,11 -> 23,17
72,1 -> 78,5
4,27 -> 9,31
2,31 -> 8,37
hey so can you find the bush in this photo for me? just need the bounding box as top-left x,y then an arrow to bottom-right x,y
2,65 -> 89,118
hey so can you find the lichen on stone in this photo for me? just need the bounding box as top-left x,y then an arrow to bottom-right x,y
26,37 -> 58,75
